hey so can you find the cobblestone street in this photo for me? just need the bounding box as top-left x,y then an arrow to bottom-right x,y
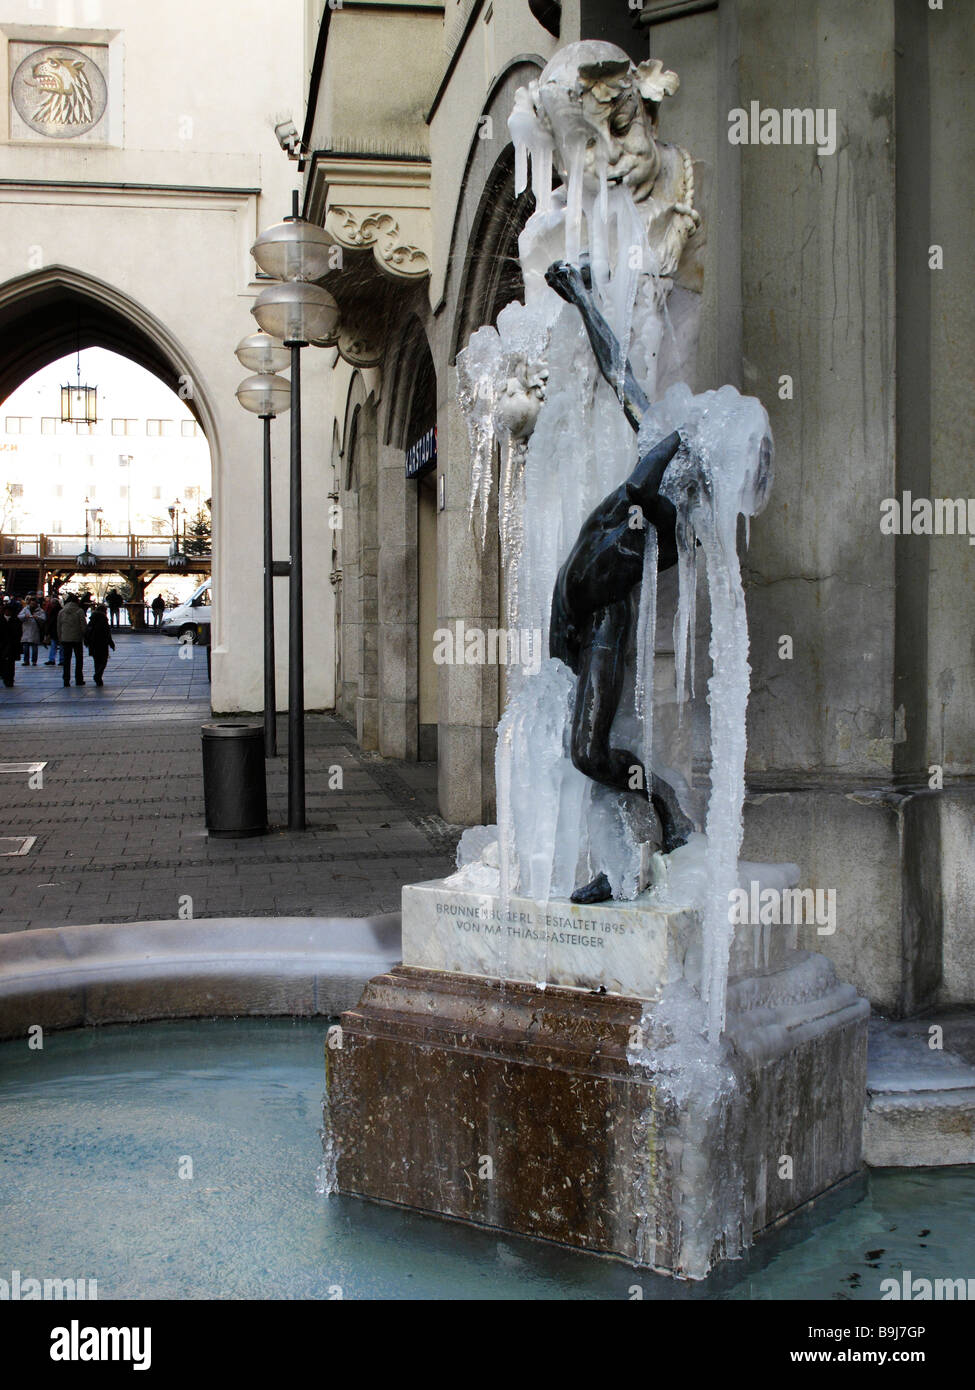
0,632 -> 459,931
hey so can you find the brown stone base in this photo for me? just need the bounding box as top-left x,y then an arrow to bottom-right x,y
325,961 -> 868,1277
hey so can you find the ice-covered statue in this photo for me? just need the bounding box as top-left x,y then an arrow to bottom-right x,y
328,43 -> 868,1284
455,40 -> 772,1039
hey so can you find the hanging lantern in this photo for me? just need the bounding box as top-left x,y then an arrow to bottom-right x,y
61,350 -> 97,425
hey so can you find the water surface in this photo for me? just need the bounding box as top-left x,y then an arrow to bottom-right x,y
0,1018 -> 971,1300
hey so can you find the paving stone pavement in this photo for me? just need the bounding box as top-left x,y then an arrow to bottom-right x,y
0,633 -> 460,931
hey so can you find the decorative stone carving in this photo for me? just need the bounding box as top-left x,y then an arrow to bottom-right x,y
325,207 -> 429,282
512,44 -> 702,282
10,44 -> 108,141
304,154 -> 431,366
336,323 -> 385,370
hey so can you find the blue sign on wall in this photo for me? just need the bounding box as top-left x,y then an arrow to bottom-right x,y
406,425 -> 437,479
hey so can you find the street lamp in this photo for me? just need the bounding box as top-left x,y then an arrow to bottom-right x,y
77,497 -> 98,571
119,455 -> 133,537
168,498 -> 187,572
235,331 -> 292,376
249,193 -> 340,830
235,358 -> 291,757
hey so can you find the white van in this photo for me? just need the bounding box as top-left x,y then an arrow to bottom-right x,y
160,579 -> 211,640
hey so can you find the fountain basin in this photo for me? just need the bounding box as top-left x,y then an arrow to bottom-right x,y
3,1016 -> 973,1299
0,915 -> 400,1042
327,950 -> 868,1279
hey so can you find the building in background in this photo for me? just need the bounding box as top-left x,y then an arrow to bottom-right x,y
1,349 -> 209,541
0,0 -> 333,711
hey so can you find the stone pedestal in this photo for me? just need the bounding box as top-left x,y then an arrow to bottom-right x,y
325,881 -> 870,1278
400,876 -> 794,997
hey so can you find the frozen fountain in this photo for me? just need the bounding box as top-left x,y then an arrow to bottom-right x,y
326,42 -> 869,1279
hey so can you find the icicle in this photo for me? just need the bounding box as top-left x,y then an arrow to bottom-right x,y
508,87 -> 537,197
672,514 -> 697,717
564,135 -> 586,265
456,327 -> 503,547
653,385 -> 773,1042
700,527 -> 750,1042
634,525 -> 658,799
531,134 -> 554,214
514,139 -> 528,198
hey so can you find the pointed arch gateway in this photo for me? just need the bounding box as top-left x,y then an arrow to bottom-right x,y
0,265 -> 221,619
0,265 -> 220,442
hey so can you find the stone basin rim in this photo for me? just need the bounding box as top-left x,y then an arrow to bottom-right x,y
0,914 -> 402,1040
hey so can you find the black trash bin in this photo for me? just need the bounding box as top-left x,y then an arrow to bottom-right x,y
201,723 -> 267,837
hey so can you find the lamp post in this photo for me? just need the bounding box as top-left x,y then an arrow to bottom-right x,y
119,455 -> 132,538
249,193 -> 339,830
235,347 -> 290,757
168,499 -> 188,573
77,496 -> 98,572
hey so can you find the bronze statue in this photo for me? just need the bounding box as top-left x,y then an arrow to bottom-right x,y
545,259 -> 693,903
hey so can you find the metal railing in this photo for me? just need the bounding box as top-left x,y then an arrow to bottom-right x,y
0,532 -> 211,562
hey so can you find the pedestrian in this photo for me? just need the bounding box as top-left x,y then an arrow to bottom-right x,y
18,597 -> 41,666
57,593 -> 87,687
85,603 -> 116,686
44,594 -> 62,665
151,593 -> 166,627
0,602 -> 21,686
106,587 -> 122,628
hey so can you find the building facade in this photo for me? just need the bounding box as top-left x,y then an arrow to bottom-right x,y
295,0 -> 974,1017
2,350 -> 210,541
0,0 -> 334,712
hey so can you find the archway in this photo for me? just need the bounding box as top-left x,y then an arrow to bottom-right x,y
0,267 -> 220,625
451,142 -> 534,361
0,266 -> 219,439
337,372 -> 379,748
383,316 -> 439,762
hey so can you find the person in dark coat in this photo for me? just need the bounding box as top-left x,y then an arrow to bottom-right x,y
105,588 -> 123,628
57,594 -> 87,687
1,602 -> 22,687
44,595 -> 62,665
85,604 -> 116,686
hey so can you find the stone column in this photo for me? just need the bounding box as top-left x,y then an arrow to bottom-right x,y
356,444 -> 379,751
338,486 -> 359,726
377,442 -> 418,760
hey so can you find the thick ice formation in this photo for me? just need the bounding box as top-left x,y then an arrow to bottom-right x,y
644,384 -> 772,1040
456,47 -> 772,1049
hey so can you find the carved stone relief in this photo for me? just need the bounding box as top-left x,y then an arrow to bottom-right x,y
9,42 -> 109,142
